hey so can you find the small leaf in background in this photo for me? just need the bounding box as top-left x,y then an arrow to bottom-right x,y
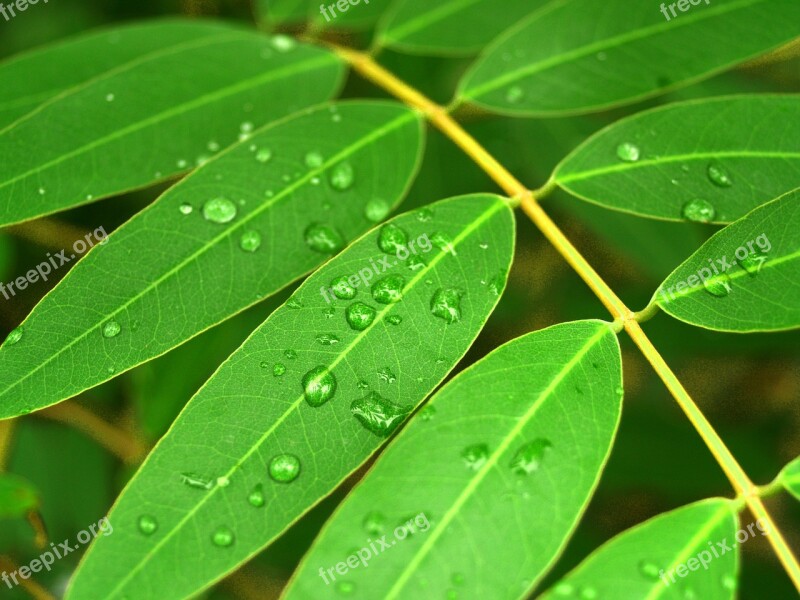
284,320 -> 622,600
66,194 -> 515,600
0,473 -> 38,519
781,457 -> 800,500
552,96 -> 800,223
0,101 -> 423,419
458,0 -> 800,116
0,20 -> 238,128
377,0 -> 543,56
655,188 -> 800,332
0,24 -> 344,226
540,499 -> 739,599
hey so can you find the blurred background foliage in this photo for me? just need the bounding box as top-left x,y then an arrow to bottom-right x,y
0,1 -> 798,598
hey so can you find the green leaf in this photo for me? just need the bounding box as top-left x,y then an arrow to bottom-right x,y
284,320 -> 622,599
0,473 -> 38,519
377,0 -> 543,56
552,96 -> 800,223
458,0 -> 800,116
0,101 -> 424,418
0,26 -> 344,227
66,193 -> 515,600
0,20 -> 239,129
540,499 -> 739,599
255,0 -> 391,29
655,188 -> 800,332
780,457 -> 800,501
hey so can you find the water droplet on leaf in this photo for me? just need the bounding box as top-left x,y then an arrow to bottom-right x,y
681,199 -> 716,223
462,444 -> 489,471
431,288 -> 462,324
510,439 -> 552,475
707,162 -> 733,187
248,484 -> 265,508
304,223 -> 345,254
137,515 -> 158,536
372,275 -> 405,304
4,327 -> 23,346
239,230 -> 262,252
331,276 -> 356,300
616,142 -> 640,162
315,333 -> 340,346
202,198 -> 238,224
350,392 -> 409,437
378,224 -> 409,254
703,274 -> 732,298
365,199 -> 390,223
255,148 -> 273,163
211,526 -> 235,547
273,363 -> 286,377
302,366 -> 337,407
329,162 -> 354,191
269,454 -> 301,482
345,302 -> 376,331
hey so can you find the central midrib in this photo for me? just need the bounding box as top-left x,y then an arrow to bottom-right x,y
101,196 -> 509,599
0,110 -> 417,402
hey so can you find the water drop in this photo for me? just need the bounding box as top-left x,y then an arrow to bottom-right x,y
105,93 -> 115,102
255,148 -> 273,164
707,162 -> 733,187
269,453 -> 301,482
284,349 -> 298,360
316,333 -> 340,346
302,366 -> 337,407
639,561 -> 661,580
579,587 -> 598,600
137,515 -> 158,536
38,187 -> 46,195
741,252 -> 767,276
235,231 -> 262,255
377,224 -> 409,254
179,203 -> 193,215
304,223 -> 345,254
510,439 -> 552,475
202,198 -> 238,224
681,199 -> 716,223
270,34 -> 296,52
357,380 -> 370,390
420,405 -> 436,421
462,444 -> 489,471
721,574 -> 737,591
387,315 -> 402,325
616,142 -> 640,162
363,512 -> 386,535
4,327 -> 23,347
273,363 -> 286,377
329,162 -> 355,191
211,526 -> 235,547
323,306 -> 336,318
364,198 -> 390,223
335,581 -> 356,596
703,274 -> 732,298
181,473 -> 214,490
431,288 -> 462,324
505,86 -> 524,104
216,476 -> 231,488
240,121 -> 254,134
407,255 -> 426,271
416,208 -> 433,222
377,367 -> 396,384
304,151 -> 324,168
553,582 -> 574,596
248,484 -> 265,508
102,321 -> 121,339
345,302 -> 376,331
431,231 -> 457,255
350,392 -> 409,437
208,141 -> 220,152
372,275 -> 405,304
331,276 -> 357,300
487,272 -> 505,296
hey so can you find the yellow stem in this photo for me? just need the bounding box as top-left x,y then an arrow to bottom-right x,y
331,44 -> 800,591
6,218 -> 92,252
38,402 -> 147,465
0,418 -> 15,470
0,556 -> 55,600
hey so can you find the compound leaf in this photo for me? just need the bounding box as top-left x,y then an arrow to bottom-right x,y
654,188 -> 800,332
553,95 -> 800,223
458,0 -> 800,116
540,499 -> 739,599
0,101 -> 424,418
66,193 -> 515,600
0,24 -> 344,226
284,320 -> 622,599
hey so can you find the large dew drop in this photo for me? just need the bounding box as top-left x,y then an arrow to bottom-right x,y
345,302 -> 376,331
4,327 -> 23,346
302,366 -> 337,407
430,288 -> 463,324
377,224 -> 409,254
510,439 -> 552,475
740,252 -> 767,276
102,321 -> 121,338
703,274 -> 732,298
371,275 -> 405,304
707,162 -> 733,187
462,444 -> 489,471
350,392 -> 409,437
331,276 -> 357,300
211,526 -> 235,548
329,162 -> 355,191
304,223 -> 345,254
364,199 -> 390,223
269,453 -> 301,482
202,198 -> 238,224
137,515 -> 158,536
681,199 -> 716,223
616,142 -> 640,162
